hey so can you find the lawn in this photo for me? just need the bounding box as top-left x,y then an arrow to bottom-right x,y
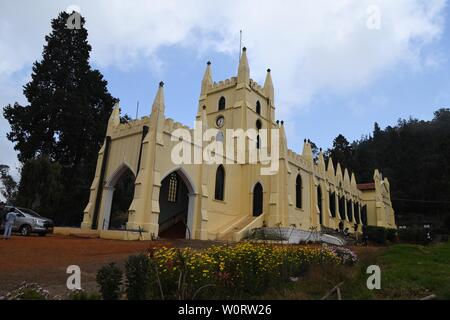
263,242 -> 450,300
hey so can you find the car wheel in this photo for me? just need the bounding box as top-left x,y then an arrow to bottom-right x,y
20,225 -> 32,236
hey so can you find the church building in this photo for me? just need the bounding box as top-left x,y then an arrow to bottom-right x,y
80,48 -> 396,241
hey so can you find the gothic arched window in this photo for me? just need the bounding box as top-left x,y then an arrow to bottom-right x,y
256,101 -> 261,115
218,96 -> 226,111
214,165 -> 225,201
296,175 -> 302,209
168,173 -> 178,203
253,182 -> 263,217
329,192 -> 336,217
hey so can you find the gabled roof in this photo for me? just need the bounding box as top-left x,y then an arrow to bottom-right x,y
357,182 -> 375,191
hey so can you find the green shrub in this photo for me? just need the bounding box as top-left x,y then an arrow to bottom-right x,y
398,228 -> 425,243
125,254 -> 152,300
366,226 -> 387,245
386,228 -> 398,242
69,290 -> 101,300
96,263 -> 123,300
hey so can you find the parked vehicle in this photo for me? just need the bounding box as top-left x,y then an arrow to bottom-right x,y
0,207 -> 54,236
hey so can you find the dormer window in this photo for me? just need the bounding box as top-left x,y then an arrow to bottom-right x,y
218,96 -> 226,111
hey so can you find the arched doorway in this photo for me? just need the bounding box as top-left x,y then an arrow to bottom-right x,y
253,183 -> 263,217
158,170 -> 194,239
317,185 -> 323,225
102,164 -> 136,231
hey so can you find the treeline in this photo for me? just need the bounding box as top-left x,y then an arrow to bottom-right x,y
326,109 -> 450,224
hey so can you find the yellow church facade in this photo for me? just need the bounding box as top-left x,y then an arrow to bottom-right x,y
79,48 -> 396,241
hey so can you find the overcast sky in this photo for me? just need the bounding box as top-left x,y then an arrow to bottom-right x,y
1,0 -> 449,183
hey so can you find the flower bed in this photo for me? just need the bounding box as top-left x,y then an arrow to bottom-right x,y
137,243 -> 351,299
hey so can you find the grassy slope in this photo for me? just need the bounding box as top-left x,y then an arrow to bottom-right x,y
261,242 -> 450,300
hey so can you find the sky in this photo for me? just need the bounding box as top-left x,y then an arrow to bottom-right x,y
0,0 -> 449,183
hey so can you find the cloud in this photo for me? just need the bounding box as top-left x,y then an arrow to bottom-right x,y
0,0 -> 447,168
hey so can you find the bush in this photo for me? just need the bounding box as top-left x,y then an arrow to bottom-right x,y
366,226 -> 387,245
4,282 -> 50,300
145,243 -> 346,299
398,228 -> 425,244
125,254 -> 152,300
386,228 -> 398,242
69,290 -> 101,300
96,263 -> 123,300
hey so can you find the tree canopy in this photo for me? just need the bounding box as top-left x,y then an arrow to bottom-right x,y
3,11 -> 116,225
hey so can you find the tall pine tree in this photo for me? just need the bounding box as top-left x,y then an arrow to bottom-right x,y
3,12 -> 116,224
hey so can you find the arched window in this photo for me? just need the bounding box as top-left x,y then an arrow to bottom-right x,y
256,135 -> 261,149
329,192 -> 336,217
214,165 -> 225,201
354,202 -> 360,224
253,182 -> 263,217
256,101 -> 261,115
317,186 -> 323,225
361,205 -> 368,226
338,196 -> 346,220
295,175 -> 302,209
218,96 -> 226,111
347,199 -> 353,222
168,173 -> 178,203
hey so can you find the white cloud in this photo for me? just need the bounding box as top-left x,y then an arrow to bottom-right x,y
0,0 -> 447,169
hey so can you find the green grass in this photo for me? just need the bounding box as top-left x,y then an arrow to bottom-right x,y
260,242 -> 450,300
376,242 -> 450,299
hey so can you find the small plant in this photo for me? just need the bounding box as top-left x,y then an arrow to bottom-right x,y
366,226 -> 387,245
125,254 -> 152,300
96,263 -> 123,300
4,282 -> 50,300
68,289 -> 101,300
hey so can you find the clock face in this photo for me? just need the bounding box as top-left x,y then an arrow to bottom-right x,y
216,116 -> 225,128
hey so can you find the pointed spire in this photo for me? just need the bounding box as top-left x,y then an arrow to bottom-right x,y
263,68 -> 274,102
151,81 -> 165,114
237,47 -> 250,84
327,156 -> 335,176
201,61 -> 213,96
108,101 -> 120,130
302,139 -> 313,162
317,149 -> 326,170
279,121 -> 287,156
351,173 -> 357,187
336,163 -> 343,179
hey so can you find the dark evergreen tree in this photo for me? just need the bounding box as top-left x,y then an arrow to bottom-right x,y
3,12 -> 116,224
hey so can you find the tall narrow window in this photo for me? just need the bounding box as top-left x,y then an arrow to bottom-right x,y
354,202 -> 361,224
361,205 -> 368,226
296,175 -> 302,209
253,182 -> 263,217
256,101 -> 261,115
256,135 -> 261,149
168,173 -> 178,203
329,192 -> 336,217
317,186 -> 323,225
347,199 -> 353,222
338,196 -> 345,220
218,96 -> 226,111
214,165 -> 225,201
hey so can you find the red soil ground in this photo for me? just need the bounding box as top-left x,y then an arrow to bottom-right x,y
0,234 -> 220,297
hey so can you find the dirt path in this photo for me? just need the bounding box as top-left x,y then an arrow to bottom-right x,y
0,234 -> 220,297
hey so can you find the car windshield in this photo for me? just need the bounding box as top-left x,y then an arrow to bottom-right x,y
18,208 -> 41,217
